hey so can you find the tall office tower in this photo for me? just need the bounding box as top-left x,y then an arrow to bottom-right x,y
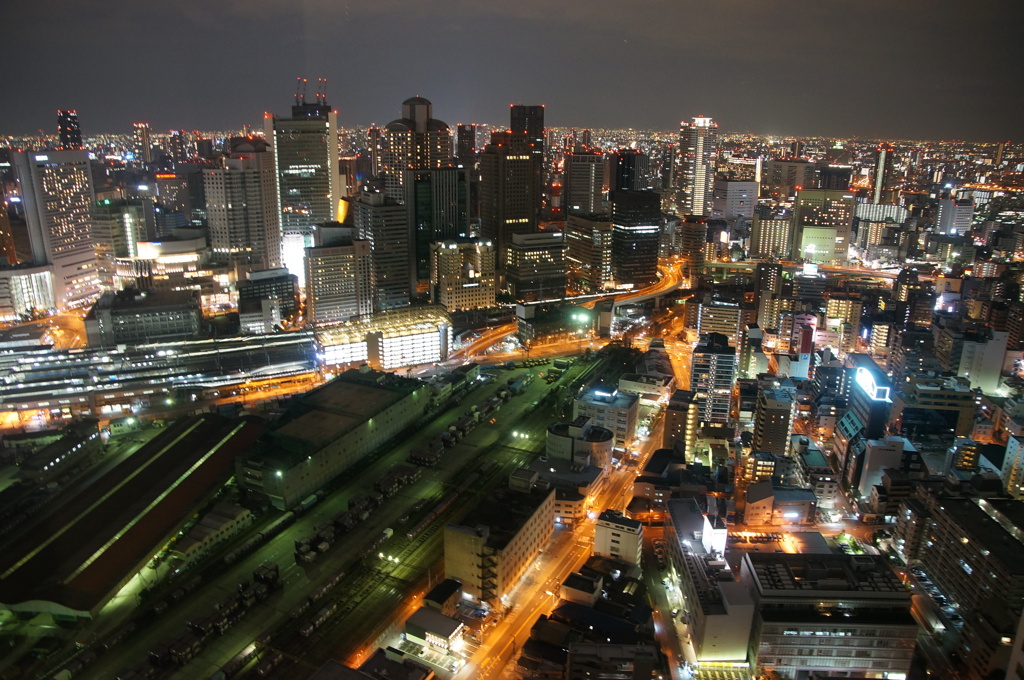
90,198 -> 156,289
752,388 -> 795,457
872,143 -> 897,204
789,140 -> 805,158
663,389 -> 700,456
565,213 -> 613,293
57,110 -> 83,150
264,92 -> 342,283
677,217 -> 707,282
679,116 -> 718,217
792,188 -> 856,264
166,130 -> 188,165
203,137 -> 281,269
506,231 -> 566,302
563,148 -> 605,214
750,216 -> 792,259
13,150 -> 100,308
304,227 -> 374,326
610,149 -> 651,192
456,124 -> 478,168
690,332 -> 736,424
761,159 -> 816,199
609,190 -> 660,288
711,179 -> 758,220
348,178 -> 411,310
509,104 -> 545,223
936,198 -> 974,235
818,164 -> 852,191
366,126 -> 384,176
381,97 -> 452,198
429,240 -> 496,311
0,204 -> 16,265
480,132 -> 541,272
131,123 -> 152,165
753,262 -> 782,299
405,167 -> 471,296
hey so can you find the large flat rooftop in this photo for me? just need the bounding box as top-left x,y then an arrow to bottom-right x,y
0,414 -> 263,616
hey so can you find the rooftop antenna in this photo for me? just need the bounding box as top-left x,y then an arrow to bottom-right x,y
294,77 -> 303,106
301,78 -> 308,104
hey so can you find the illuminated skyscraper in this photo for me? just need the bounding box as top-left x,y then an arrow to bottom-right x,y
381,97 -> 452,198
13,150 -> 99,308
57,110 -> 82,150
203,137 -> 281,269
509,105 -> 545,223
430,240 -> 496,311
679,116 -> 718,217
610,190 -> 660,287
264,92 -> 342,283
562,148 -> 604,215
792,188 -> 856,264
506,231 -> 566,302
348,178 -> 412,310
872,143 -> 897,204
690,332 -> 736,424
304,226 -> 374,326
610,149 -> 651,192
480,132 -> 541,272
132,122 -> 152,165
456,124 -> 479,168
90,198 -> 156,289
405,167 -> 471,296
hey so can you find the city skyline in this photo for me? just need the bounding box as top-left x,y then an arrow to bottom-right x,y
3,0 -> 1022,140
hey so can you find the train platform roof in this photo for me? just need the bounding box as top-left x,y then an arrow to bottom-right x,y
0,414 -> 263,617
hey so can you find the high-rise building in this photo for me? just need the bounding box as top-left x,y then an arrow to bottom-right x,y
609,190 -> 660,288
752,388 -> 795,457
563,149 -> 605,215
792,188 -> 856,264
690,332 -> 736,424
872,143 -> 897,204
381,97 -> 452,198
761,159 -> 816,199
131,122 -> 152,165
203,137 -> 281,269
936,197 -> 974,235
663,389 -> 700,457
429,240 -> 496,311
677,217 -> 707,282
506,231 -> 566,302
304,227 -> 374,326
14,150 -> 100,308
753,262 -> 782,299
480,132 -> 541,272
565,213 -> 613,293
405,167 -> 471,295
509,105 -> 545,223
57,110 -> 82,150
610,149 -> 651,192
711,179 -> 758,220
455,124 -> 478,168
264,93 -> 342,283
753,215 -> 790,260
348,178 -> 411,310
90,198 -> 156,290
679,116 -> 718,217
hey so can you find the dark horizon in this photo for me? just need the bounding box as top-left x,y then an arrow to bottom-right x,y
2,0 -> 1022,142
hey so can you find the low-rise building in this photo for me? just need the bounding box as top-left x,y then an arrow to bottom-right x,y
790,435 -> 839,509
444,484 -> 555,605
594,510 -> 643,566
573,388 -> 639,453
546,416 -> 615,469
740,552 -> 917,679
85,288 -> 202,347
237,368 -> 430,509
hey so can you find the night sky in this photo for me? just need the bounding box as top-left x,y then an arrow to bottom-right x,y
3,0 -> 1022,140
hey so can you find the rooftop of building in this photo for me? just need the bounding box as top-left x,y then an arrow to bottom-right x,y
619,373 -> 673,387
425,578 -> 462,606
547,420 -> 614,443
743,552 -> 909,599
451,486 -> 553,552
598,510 -> 642,531
0,415 -> 263,616
269,368 -> 424,457
87,288 -> 199,316
941,497 -> 1024,573
576,388 -> 638,410
406,605 -> 463,638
